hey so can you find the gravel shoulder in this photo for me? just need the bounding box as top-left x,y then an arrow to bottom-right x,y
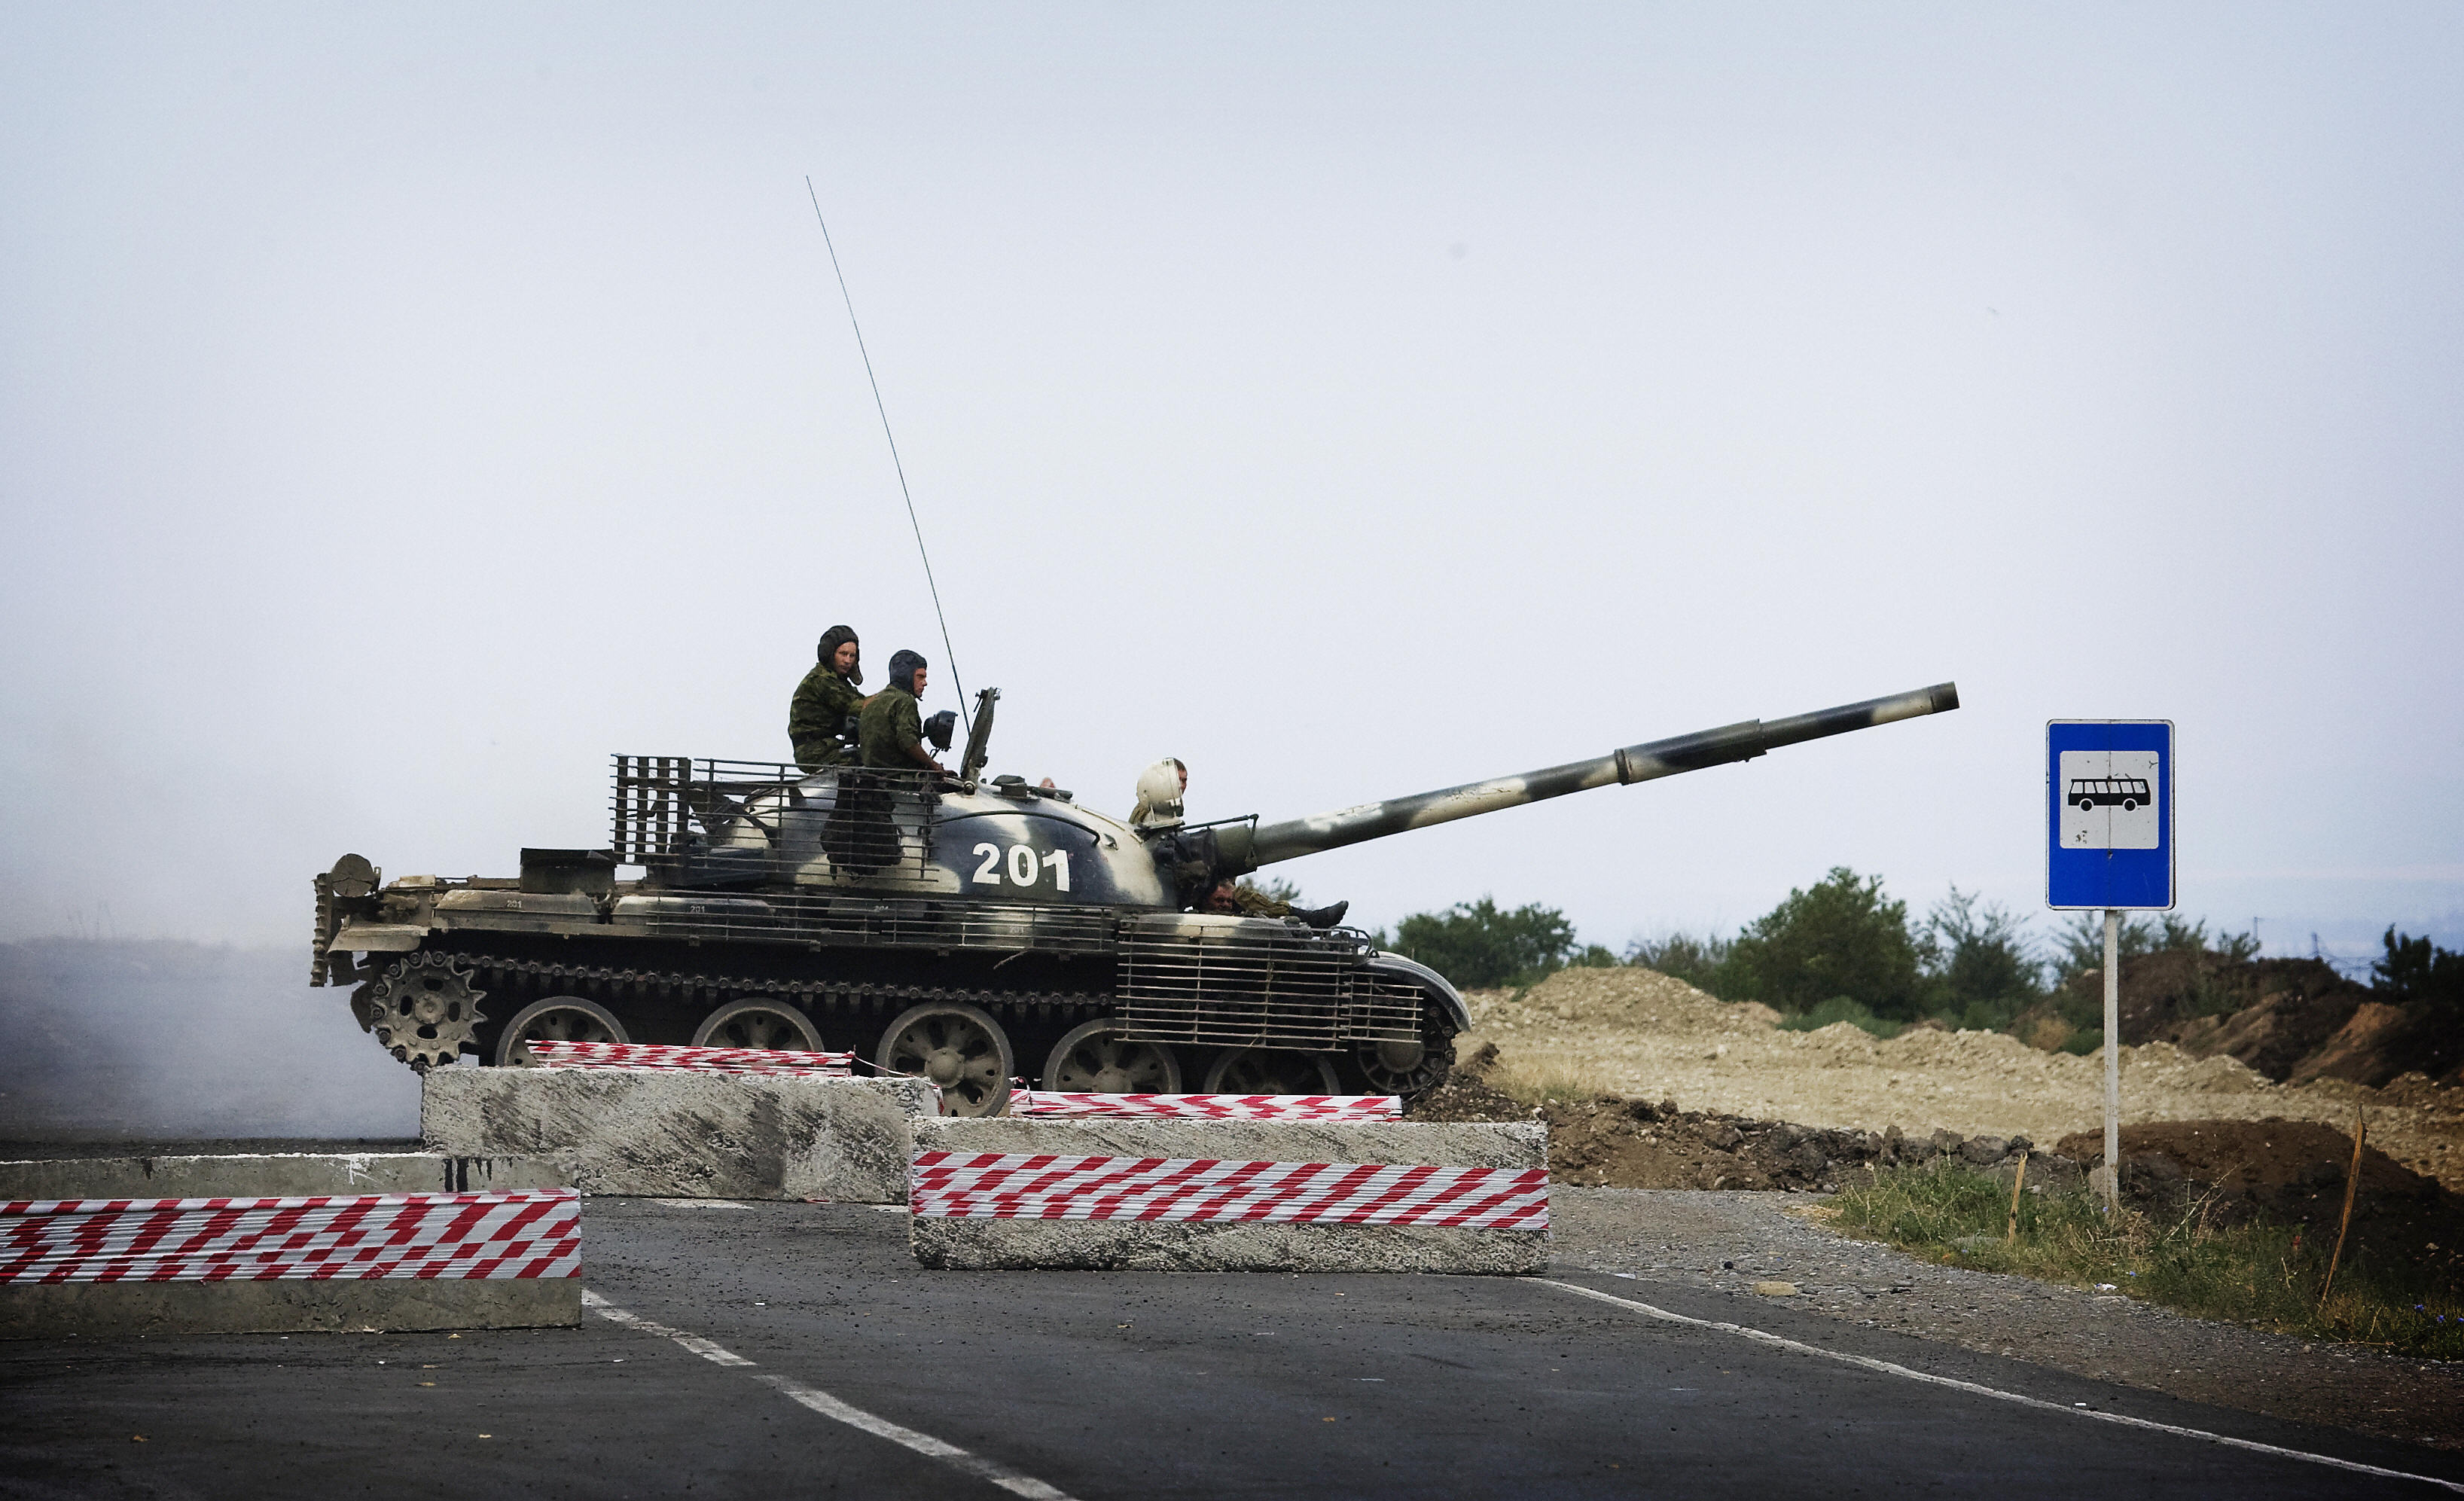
1551,1185 -> 2464,1452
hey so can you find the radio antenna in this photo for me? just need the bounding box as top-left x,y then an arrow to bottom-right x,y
804,176 -> 965,710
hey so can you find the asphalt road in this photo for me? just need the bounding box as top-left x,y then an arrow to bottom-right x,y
5,1200 -> 2459,1498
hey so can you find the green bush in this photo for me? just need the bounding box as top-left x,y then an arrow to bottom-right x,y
2374,927 -> 2464,1015
2053,911 -> 2257,983
1625,932 -> 1732,994
1923,886 -> 2042,1028
1383,897 -> 1579,989
1776,996 -> 1903,1039
2054,911 -> 2161,979
1718,867 -> 1926,1019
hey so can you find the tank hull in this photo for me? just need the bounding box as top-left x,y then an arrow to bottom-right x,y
317,874 -> 1464,1106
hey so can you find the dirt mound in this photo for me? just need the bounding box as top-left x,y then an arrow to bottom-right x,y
2038,950 -> 2455,1090
1458,965 -> 2464,1191
1413,1042 -> 2046,1192
1423,1042 -> 2462,1280
2051,1119 -> 2464,1279
2284,1001 -> 2447,1088
2052,1119 -> 2429,1204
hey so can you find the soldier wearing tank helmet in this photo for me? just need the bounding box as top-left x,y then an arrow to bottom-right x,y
1133,756 -> 1350,928
788,624 -> 871,771
859,649 -> 948,774
1129,758 -> 1187,828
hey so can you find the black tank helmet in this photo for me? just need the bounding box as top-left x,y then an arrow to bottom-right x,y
886,648 -> 927,696
816,624 -> 861,685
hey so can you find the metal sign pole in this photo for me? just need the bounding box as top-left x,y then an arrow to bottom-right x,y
2049,722 -> 2171,1215
2102,907 -> 2121,1213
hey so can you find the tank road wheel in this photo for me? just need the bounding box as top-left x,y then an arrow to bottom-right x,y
368,954 -> 487,1072
878,1003 -> 1013,1117
497,996 -> 630,1067
692,998 -> 825,1053
1353,999 -> 1459,1100
1201,1048 -> 1339,1097
1044,1021 -> 1183,1096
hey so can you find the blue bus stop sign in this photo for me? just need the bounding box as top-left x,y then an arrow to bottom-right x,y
2046,720 -> 2174,911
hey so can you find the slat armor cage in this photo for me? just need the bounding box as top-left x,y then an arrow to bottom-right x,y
1115,917 -> 1419,1050
611,755 -> 940,888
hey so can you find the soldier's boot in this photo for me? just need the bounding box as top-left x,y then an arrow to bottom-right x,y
1295,901 -> 1349,930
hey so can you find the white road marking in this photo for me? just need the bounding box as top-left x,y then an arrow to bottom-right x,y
1532,1278 -> 2462,1494
581,1289 -> 1078,1500
647,1199 -> 756,1210
757,1373 -> 1075,1500
583,1290 -> 753,1366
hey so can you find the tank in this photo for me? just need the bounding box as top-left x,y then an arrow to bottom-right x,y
312,681 -> 1959,1113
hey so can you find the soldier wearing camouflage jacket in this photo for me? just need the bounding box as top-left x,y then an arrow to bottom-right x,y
859,649 -> 944,773
789,624 -> 868,771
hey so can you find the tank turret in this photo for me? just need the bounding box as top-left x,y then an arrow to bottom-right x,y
312,680 -> 1959,1115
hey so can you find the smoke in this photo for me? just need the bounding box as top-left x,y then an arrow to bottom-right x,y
0,939 -> 419,1143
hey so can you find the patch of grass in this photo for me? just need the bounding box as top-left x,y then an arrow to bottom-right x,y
2060,1028 -> 2103,1056
1830,1164 -> 2464,1359
1489,1056 -> 1618,1106
1778,996 -> 1905,1040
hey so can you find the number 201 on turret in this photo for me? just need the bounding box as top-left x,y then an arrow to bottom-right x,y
971,841 -> 1071,891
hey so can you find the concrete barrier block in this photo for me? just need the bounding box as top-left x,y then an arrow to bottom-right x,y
0,1152 -> 567,1203
2,1189 -> 580,1339
909,1118 -> 1549,1274
421,1068 -> 938,1201
2,1278 -> 578,1339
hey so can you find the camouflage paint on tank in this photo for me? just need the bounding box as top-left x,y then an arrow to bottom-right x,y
674,773 -> 1173,906
1215,682 -> 1959,872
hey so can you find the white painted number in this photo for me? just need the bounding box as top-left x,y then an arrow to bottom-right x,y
969,842 -> 1072,892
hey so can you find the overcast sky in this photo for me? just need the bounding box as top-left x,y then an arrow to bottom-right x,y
4,5 -> 2458,965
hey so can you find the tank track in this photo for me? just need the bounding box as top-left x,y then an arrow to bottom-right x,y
398,948 -> 1114,1054
358,947 -> 1458,1100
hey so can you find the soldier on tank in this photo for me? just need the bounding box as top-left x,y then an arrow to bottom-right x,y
859,650 -> 947,774
1142,756 -> 1349,927
1206,879 -> 1350,930
788,624 -> 870,771
1129,758 -> 1187,828
823,647 -> 943,874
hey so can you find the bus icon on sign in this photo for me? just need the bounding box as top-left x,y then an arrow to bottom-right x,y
2056,749 -> 2161,851
2069,777 -> 2150,813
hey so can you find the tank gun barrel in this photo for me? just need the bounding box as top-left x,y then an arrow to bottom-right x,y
1220,681 -> 1959,870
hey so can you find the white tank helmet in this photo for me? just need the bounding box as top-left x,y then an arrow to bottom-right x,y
1130,758 -> 1187,828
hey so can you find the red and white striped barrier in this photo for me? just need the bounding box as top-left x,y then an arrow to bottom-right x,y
1,1191 -> 581,1285
910,1153 -> 1548,1230
1008,1091 -> 1400,1121
524,1040 -> 854,1076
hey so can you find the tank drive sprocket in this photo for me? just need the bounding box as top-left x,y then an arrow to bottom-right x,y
366,953 -> 488,1072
